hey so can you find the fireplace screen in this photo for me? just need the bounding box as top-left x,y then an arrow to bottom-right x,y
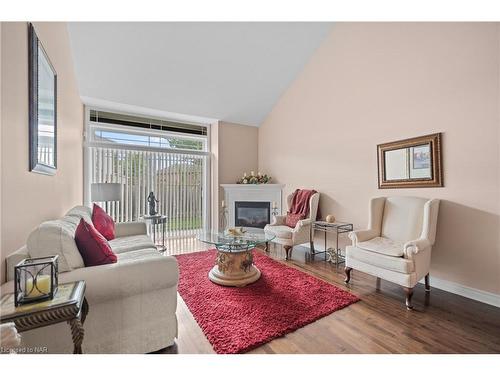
234,201 -> 270,229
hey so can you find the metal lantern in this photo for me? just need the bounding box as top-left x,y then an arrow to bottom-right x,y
14,255 -> 59,306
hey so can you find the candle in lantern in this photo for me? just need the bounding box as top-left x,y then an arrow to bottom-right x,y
272,201 -> 277,209
251,171 -> 255,176
26,275 -> 51,298
243,172 -> 247,177
221,200 -> 225,208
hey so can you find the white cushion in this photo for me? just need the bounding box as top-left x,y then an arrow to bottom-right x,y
27,216 -> 85,272
109,235 -> 156,254
346,245 -> 414,274
381,197 -> 427,243
264,225 -> 293,239
357,236 -> 405,257
66,205 -> 92,224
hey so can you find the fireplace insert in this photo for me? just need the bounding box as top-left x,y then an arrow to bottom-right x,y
234,201 -> 270,229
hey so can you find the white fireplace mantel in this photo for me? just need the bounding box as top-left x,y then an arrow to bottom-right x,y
221,184 -> 285,228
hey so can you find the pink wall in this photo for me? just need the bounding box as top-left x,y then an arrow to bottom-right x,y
209,121 -> 259,231
259,23 -> 500,294
0,22 -> 84,282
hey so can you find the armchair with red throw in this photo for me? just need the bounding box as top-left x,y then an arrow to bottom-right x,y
264,190 -> 320,260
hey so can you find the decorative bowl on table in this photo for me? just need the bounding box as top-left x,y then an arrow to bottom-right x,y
225,227 -> 247,236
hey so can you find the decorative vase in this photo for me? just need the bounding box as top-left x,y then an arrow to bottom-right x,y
326,214 -> 336,223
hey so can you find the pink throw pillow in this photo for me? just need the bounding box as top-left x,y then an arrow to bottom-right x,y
285,212 -> 305,228
75,218 -> 117,267
91,203 -> 115,240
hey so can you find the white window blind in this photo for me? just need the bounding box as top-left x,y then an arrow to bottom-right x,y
85,109 -> 210,238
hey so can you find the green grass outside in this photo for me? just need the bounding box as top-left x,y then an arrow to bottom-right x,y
167,217 -> 202,230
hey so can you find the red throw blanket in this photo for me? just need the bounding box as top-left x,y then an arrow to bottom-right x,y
286,189 -> 319,227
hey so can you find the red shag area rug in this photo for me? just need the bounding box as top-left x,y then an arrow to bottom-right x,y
175,249 -> 359,354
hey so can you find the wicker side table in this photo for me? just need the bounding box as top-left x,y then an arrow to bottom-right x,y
0,281 -> 88,354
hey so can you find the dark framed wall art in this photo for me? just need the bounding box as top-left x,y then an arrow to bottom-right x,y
29,23 -> 57,175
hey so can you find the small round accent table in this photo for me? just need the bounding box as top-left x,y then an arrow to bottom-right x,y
197,229 -> 275,287
141,215 -> 167,252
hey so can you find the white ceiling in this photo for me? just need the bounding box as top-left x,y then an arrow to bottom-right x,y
67,22 -> 332,126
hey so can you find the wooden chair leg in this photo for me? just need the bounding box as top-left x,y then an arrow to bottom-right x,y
344,267 -> 352,283
264,242 -> 269,253
284,246 -> 292,260
425,273 -> 431,292
403,287 -> 414,310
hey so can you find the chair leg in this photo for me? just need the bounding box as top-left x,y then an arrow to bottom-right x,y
344,267 -> 352,283
264,242 -> 269,253
425,273 -> 431,292
284,246 -> 292,260
403,287 -> 414,310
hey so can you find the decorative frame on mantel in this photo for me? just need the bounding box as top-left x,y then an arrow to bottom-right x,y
377,133 -> 443,189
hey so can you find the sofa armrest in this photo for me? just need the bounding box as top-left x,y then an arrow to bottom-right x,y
57,253 -> 178,304
269,215 -> 286,226
5,246 -> 30,282
348,229 -> 378,246
404,238 -> 432,258
115,221 -> 147,237
293,218 -> 312,232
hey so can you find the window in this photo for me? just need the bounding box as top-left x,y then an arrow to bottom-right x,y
84,109 -> 210,237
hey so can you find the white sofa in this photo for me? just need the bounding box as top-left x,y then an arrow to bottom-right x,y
345,197 -> 440,309
2,206 -> 178,353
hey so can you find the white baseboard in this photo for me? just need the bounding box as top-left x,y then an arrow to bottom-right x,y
419,276 -> 500,308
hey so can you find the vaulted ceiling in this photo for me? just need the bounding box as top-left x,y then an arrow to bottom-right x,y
67,22 -> 332,126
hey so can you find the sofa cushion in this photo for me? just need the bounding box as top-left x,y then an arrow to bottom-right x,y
66,205 -> 92,224
108,235 -> 156,254
117,249 -> 179,288
27,216 -> 85,272
75,219 -> 117,267
264,225 -> 293,239
357,237 -> 405,257
92,204 -> 115,240
346,245 -> 415,274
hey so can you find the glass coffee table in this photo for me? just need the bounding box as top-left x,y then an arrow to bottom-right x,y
197,229 -> 275,287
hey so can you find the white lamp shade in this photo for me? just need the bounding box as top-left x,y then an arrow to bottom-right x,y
91,183 -> 122,202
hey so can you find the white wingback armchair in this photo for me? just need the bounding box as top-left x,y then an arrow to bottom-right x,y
345,196 -> 440,309
264,192 -> 320,260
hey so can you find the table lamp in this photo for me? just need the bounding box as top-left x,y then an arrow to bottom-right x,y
91,182 -> 122,203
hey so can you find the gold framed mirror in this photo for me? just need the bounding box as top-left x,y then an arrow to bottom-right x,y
377,133 -> 443,189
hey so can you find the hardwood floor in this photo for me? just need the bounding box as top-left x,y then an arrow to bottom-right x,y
157,238 -> 500,354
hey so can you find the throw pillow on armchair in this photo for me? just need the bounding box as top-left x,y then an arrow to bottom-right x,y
285,212 -> 305,228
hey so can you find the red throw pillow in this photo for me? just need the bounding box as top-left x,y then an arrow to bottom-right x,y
75,218 -> 117,267
92,203 -> 115,240
285,212 -> 305,228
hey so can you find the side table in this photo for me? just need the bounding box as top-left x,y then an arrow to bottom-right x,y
310,221 -> 353,264
0,281 -> 88,354
141,215 -> 167,252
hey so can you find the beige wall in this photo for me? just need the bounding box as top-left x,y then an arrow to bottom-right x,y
0,22 -> 83,282
217,121 -> 258,226
259,23 -> 500,294
219,121 -> 259,187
